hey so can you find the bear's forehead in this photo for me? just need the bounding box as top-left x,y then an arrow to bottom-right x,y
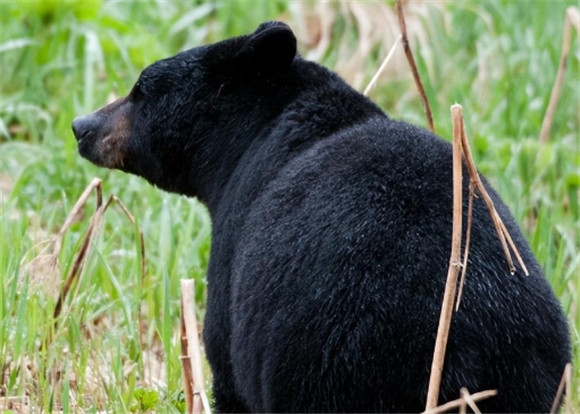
136,51 -> 204,89
143,50 -> 202,74
137,37 -> 247,84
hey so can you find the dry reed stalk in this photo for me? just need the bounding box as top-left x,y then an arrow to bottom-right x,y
21,178 -> 104,298
455,181 -> 475,310
180,300 -> 195,414
46,181 -> 107,349
426,104 -> 530,409
460,387 -> 482,414
539,6 -> 579,143
386,1 -> 539,410
180,279 -> 211,414
423,389 -> 498,414
395,0 -> 435,133
45,180 -> 147,353
112,196 -> 148,363
424,104 -> 464,410
458,115 -> 529,276
52,197 -> 109,320
550,363 -> 572,414
459,397 -> 466,414
564,362 -> 572,414
53,178 -> 103,253
363,34 -> 402,97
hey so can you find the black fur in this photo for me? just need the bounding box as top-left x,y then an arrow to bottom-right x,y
73,21 -> 571,413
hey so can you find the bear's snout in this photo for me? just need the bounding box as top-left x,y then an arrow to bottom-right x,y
72,99 -> 130,170
72,114 -> 100,144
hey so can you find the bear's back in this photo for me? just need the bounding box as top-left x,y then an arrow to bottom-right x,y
228,115 -> 570,412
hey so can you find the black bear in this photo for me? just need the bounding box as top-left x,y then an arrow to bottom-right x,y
72,21 -> 571,413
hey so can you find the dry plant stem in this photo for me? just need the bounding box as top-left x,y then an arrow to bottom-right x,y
53,197 -> 112,322
550,363 -> 572,414
496,218 -> 528,275
45,194 -> 112,349
425,104 -> 464,410
460,388 -> 482,414
47,181 -> 148,352
180,279 -> 211,414
52,177 -> 103,256
111,195 -> 148,352
180,300 -> 195,414
396,0 -> 435,133
565,362 -> 572,414
427,104 -> 530,411
539,6 -> 579,143
459,127 -> 511,271
363,34 -> 402,96
458,119 -> 529,275
455,182 -> 475,311
423,390 -> 497,414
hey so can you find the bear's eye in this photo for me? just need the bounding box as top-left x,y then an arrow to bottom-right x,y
130,82 -> 146,101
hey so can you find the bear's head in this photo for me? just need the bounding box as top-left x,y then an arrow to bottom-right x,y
72,21 -> 297,200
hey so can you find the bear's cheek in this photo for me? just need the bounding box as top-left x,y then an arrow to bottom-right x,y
94,112 -> 131,169
94,133 -> 127,169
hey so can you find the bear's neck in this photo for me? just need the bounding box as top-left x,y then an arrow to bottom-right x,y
201,64 -> 386,220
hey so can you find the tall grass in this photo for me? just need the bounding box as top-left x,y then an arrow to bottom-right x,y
0,1 -> 578,412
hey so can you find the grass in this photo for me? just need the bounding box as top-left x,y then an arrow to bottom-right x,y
0,0 -> 578,412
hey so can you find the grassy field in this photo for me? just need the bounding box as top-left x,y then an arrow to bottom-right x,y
1,0 -> 578,412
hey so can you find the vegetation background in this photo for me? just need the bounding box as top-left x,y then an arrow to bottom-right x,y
0,0 -> 578,412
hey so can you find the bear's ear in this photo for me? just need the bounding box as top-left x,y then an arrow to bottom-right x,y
242,21 -> 297,73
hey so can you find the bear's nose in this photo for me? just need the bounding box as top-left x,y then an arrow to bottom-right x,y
72,115 -> 99,143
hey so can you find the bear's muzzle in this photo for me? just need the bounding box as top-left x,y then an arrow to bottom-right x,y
72,97 -> 131,169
